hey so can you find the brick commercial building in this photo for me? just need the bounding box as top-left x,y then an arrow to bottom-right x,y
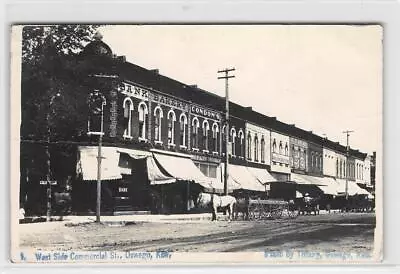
20,37 -> 375,215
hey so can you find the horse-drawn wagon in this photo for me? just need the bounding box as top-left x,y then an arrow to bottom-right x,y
235,197 -> 299,220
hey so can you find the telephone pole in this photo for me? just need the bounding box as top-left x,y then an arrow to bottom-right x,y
343,130 -> 354,200
218,68 -> 235,195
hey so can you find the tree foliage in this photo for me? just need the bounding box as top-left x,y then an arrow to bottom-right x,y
21,25 -> 102,142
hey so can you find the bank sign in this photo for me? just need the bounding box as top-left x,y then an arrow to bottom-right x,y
118,82 -> 149,101
191,104 -> 221,121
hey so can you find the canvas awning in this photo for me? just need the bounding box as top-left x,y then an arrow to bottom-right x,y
290,173 -> 325,196
77,146 -> 122,181
336,179 -> 371,196
246,166 -> 275,190
146,156 -> 176,185
222,163 -> 266,192
152,152 -> 213,189
318,177 -> 339,196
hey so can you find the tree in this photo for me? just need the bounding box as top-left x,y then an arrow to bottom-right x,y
21,25 -> 101,141
20,25 -> 103,214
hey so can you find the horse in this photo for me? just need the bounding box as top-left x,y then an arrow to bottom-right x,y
197,192 -> 237,221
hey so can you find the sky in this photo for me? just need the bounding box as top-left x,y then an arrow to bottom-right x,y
99,25 -> 382,155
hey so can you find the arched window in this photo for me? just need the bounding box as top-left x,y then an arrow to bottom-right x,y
222,125 -> 226,155
320,155 -> 323,171
212,123 -> 219,153
202,120 -> 209,151
230,127 -> 236,156
285,143 -> 289,156
254,134 -> 259,161
192,117 -> 199,149
167,109 -> 176,145
123,97 -> 134,138
247,132 -> 252,160
138,102 -> 148,140
311,152 -> 314,168
279,141 -> 283,154
336,159 -> 339,177
272,139 -> 277,153
154,106 -> 163,142
261,136 -> 265,163
179,113 -> 187,147
238,129 -> 244,157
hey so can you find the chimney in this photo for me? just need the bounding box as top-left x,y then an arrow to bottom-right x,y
150,69 -> 159,74
189,85 -> 198,88
246,106 -> 253,111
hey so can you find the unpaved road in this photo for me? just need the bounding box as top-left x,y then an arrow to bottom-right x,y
19,213 -> 375,253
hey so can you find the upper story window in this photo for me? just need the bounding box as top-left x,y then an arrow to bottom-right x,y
212,122 -> 219,153
311,152 -> 314,168
138,102 -> 148,140
261,136 -> 265,163
320,155 -> 323,171
284,143 -> 289,156
247,132 -> 252,160
336,159 -> 339,177
123,97 -> 134,139
179,113 -> 187,147
192,117 -> 199,149
222,125 -> 226,154
167,109 -> 176,145
230,127 -> 236,156
254,134 -> 259,162
279,141 -> 283,155
202,120 -> 210,151
272,139 -> 277,153
154,106 -> 163,143
238,129 -> 244,157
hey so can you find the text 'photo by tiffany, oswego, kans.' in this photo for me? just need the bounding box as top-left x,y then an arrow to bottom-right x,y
11,24 -> 382,264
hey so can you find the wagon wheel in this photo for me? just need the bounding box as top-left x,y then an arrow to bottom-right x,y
259,204 -> 269,220
271,205 -> 283,219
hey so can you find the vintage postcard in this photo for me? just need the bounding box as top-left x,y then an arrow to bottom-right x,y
10,24 -> 382,264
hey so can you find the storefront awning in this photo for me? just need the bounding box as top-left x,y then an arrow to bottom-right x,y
152,152 -> 212,189
146,156 -> 176,185
291,173 -> 326,196
318,177 -> 339,196
336,179 -> 371,196
77,146 -> 122,181
246,167 -> 276,190
222,163 -> 266,192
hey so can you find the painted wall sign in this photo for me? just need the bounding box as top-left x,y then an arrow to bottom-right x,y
191,105 -> 221,121
118,82 -> 149,101
151,93 -> 189,112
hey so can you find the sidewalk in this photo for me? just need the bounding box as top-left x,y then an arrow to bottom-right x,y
25,209 -> 340,226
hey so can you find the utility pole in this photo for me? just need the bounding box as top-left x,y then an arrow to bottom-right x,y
218,68 -> 235,195
343,130 -> 354,200
44,93 -> 60,222
87,91 -> 106,223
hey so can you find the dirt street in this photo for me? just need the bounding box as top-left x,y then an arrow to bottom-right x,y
19,213 -> 375,253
